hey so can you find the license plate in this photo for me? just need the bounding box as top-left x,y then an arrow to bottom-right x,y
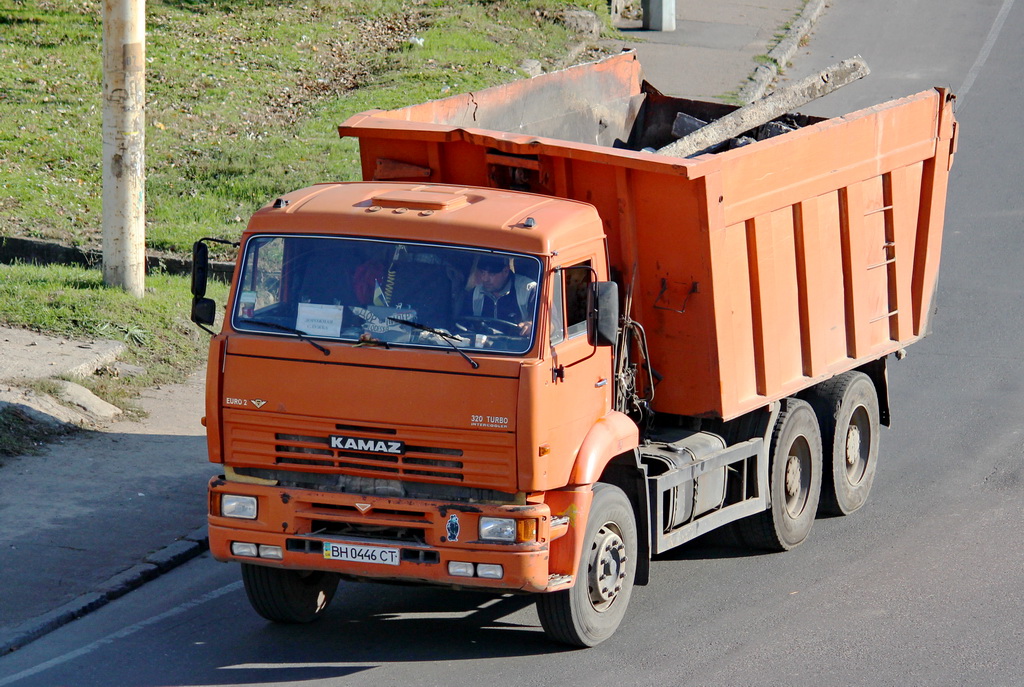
323,541 -> 400,566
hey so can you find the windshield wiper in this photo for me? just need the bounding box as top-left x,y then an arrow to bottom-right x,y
237,319 -> 330,356
388,317 -> 479,369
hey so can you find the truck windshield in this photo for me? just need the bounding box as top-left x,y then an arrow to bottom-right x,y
231,235 -> 542,355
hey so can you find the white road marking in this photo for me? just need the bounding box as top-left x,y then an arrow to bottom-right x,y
959,0 -> 1017,100
0,582 -> 243,687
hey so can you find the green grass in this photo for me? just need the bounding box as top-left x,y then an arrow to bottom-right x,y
1,0 -> 612,260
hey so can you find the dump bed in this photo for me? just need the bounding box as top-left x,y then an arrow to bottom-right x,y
339,51 -> 957,421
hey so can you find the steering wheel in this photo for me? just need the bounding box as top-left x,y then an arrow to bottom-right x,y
455,316 -> 522,337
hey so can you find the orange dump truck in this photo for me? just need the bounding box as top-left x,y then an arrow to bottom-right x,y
191,51 -> 957,646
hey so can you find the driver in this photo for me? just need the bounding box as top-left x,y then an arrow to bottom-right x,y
464,256 -> 537,335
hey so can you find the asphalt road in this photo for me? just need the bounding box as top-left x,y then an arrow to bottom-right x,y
2,2 -> 1023,685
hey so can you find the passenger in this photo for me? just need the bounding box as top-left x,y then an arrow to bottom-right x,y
465,256 -> 537,335
351,246 -> 388,305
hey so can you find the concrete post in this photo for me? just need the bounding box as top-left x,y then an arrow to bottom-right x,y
102,0 -> 146,298
642,0 -> 676,32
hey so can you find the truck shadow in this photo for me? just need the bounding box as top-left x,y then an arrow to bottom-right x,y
651,526 -> 757,561
119,584 -> 568,686
308,583 -> 562,658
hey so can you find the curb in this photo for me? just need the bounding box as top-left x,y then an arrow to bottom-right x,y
0,527 -> 208,656
0,236 -> 234,283
738,0 -> 827,103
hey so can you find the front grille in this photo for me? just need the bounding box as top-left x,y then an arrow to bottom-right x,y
275,430 -> 465,482
225,412 -> 517,493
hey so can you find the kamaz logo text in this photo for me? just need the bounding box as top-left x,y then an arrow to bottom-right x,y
330,435 -> 405,455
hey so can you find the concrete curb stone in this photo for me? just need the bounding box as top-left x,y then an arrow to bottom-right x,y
0,593 -> 107,657
0,535 -> 209,656
738,0 -> 828,103
146,538 -> 207,573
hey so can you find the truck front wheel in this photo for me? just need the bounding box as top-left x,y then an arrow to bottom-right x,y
804,371 -> 879,515
737,398 -> 823,551
241,563 -> 340,624
536,483 -> 638,647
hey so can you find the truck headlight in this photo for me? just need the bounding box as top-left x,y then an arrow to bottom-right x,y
479,517 -> 516,542
222,494 -> 257,519
479,517 -> 538,543
258,545 -> 283,560
477,564 -> 504,579
448,561 -> 475,577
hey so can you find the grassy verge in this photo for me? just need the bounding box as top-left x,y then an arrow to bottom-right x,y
1,0 -> 612,260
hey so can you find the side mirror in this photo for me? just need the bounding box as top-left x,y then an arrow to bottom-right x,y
587,281 -> 619,347
191,240 -> 209,298
189,236 -> 238,334
191,297 -> 217,326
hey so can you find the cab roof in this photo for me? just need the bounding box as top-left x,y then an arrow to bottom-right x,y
244,181 -> 602,256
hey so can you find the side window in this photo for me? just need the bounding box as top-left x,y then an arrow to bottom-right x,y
236,237 -> 285,318
550,271 -> 564,346
551,260 -> 593,343
565,261 -> 593,339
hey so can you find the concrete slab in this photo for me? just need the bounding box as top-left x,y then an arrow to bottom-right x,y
54,380 -> 123,422
0,326 -> 125,383
0,386 -> 92,427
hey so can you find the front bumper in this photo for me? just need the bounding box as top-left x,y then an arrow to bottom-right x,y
208,477 -> 572,593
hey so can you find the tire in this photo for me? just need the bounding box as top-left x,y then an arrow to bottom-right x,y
241,563 -> 340,624
736,398 -> 823,552
537,483 -> 638,647
803,371 -> 879,516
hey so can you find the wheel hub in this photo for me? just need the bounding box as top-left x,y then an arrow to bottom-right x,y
785,455 -> 802,498
588,525 -> 627,609
846,424 -> 862,468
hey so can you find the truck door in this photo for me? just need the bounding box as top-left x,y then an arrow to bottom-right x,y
546,259 -> 614,475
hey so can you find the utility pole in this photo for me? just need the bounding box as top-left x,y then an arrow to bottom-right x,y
102,0 -> 146,298
642,0 -> 676,32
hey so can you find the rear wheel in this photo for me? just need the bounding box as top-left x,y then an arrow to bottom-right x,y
737,398 -> 822,551
537,483 -> 638,647
804,371 -> 879,515
241,563 -> 340,623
